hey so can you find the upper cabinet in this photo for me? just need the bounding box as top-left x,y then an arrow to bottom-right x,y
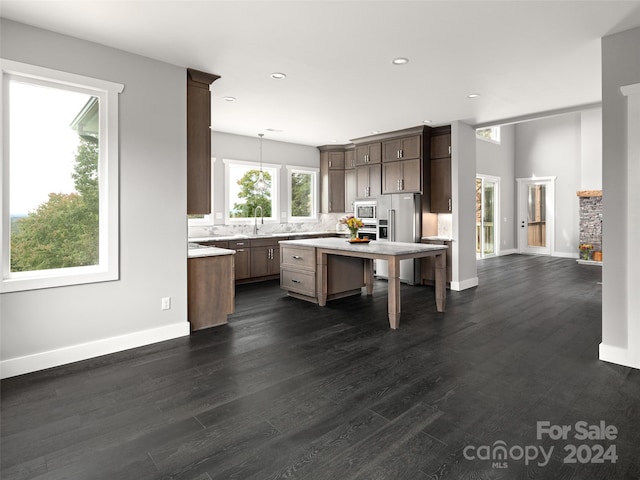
187,68 -> 220,215
429,126 -> 452,213
382,135 -> 421,162
319,146 -> 347,213
355,142 -> 381,166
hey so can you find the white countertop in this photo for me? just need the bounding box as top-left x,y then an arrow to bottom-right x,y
189,230 -> 343,243
280,237 -> 448,256
422,236 -> 454,242
187,245 -> 235,258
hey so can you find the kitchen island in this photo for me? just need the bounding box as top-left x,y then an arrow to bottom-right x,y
279,237 -> 448,329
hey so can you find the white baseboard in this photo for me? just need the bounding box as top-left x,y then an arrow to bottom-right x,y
0,322 -> 190,379
450,276 -> 479,291
553,251 -> 579,259
498,249 -> 519,256
599,343 -> 640,370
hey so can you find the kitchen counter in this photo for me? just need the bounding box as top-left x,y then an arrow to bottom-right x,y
280,238 -> 448,329
189,230 -> 345,243
187,243 -> 235,259
422,236 -> 454,242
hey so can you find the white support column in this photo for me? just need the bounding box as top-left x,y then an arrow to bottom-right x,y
600,82 -> 640,369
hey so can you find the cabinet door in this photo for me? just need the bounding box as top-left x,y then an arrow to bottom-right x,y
382,139 -> 402,162
345,168 -> 356,212
186,82 -> 211,214
355,143 -> 381,165
233,248 -> 251,280
356,165 -> 370,198
251,246 -> 270,278
355,145 -> 370,166
328,169 -> 345,212
401,158 -> 422,192
400,135 -> 421,160
269,247 -> 281,275
382,161 -> 402,193
368,164 -> 382,197
345,149 -> 355,169
431,134 -> 451,159
368,143 -> 381,164
328,151 -> 345,169
431,157 -> 452,213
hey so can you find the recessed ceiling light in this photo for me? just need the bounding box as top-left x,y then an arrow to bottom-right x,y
467,93 -> 480,98
422,120 -> 432,124
371,130 -> 381,134
270,72 -> 287,79
392,57 -> 409,65
223,96 -> 236,102
266,128 -> 283,133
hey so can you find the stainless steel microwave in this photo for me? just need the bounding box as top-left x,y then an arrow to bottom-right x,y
354,200 -> 377,222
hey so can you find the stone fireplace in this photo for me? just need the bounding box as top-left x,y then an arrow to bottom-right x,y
577,190 -> 602,261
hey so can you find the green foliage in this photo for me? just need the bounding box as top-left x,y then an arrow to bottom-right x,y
10,137 -> 99,272
230,169 -> 272,218
291,172 -> 312,217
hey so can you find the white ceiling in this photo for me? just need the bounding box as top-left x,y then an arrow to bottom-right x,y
2,1 -> 640,146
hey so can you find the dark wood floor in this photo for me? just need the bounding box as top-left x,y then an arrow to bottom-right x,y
2,255 -> 638,480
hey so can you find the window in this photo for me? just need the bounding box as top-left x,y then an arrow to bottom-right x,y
223,159 -> 279,223
287,166 -> 318,222
188,157 -> 216,226
1,59 -> 123,292
476,126 -> 501,144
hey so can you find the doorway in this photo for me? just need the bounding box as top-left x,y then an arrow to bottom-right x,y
476,175 -> 500,258
516,177 -> 556,255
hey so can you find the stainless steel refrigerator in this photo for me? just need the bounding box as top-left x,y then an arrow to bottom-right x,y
375,193 -> 421,284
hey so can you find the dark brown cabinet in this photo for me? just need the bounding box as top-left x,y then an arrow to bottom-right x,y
188,254 -> 234,330
382,158 -> 422,194
187,68 -> 220,215
320,149 -> 346,213
250,237 -> 281,278
355,142 -> 381,166
229,239 -> 251,280
356,163 -> 381,199
430,128 -> 452,213
382,135 -> 421,162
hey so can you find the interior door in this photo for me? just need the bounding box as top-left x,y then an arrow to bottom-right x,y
476,176 -> 498,258
517,177 -> 555,255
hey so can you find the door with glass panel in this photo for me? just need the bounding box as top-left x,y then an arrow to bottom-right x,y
517,177 -> 555,255
476,175 -> 499,258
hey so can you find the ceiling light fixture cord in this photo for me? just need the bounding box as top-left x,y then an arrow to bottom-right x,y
255,133 -> 267,194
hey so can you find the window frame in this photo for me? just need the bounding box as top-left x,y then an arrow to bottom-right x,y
476,126 -> 501,144
223,158 -> 280,225
286,165 -> 318,223
1,59 -> 123,293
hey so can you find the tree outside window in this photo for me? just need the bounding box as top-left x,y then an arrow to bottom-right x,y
224,160 -> 279,222
288,167 -> 317,221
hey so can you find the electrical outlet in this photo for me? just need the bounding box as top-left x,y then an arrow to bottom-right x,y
215,212 -> 223,219
161,297 -> 171,311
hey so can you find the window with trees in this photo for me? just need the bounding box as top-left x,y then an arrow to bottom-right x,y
476,126 -> 501,144
223,159 -> 279,223
287,166 -> 318,222
1,59 -> 123,292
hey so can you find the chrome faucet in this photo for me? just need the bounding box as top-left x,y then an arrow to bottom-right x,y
253,205 -> 264,235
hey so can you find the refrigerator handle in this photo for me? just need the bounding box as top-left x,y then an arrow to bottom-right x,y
389,209 -> 395,242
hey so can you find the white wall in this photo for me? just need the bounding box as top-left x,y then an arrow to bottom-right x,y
600,25 -> 640,370
580,108 -> 603,191
515,113 -> 582,256
476,124 -> 516,252
0,20 -> 189,378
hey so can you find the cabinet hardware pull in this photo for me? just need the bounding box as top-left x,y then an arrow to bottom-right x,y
401,179 -> 404,190
448,198 -> 452,211
237,249 -> 245,252
329,160 -> 332,167
448,145 -> 452,155
292,255 -> 302,259
291,279 -> 301,283
237,242 -> 244,246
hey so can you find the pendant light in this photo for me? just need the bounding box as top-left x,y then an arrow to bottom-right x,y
254,133 -> 268,194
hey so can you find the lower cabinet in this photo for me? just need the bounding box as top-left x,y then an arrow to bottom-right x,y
229,239 -> 251,280
250,237 -> 281,279
420,239 -> 452,287
188,254 -> 235,331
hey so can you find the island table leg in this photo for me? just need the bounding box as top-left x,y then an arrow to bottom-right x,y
387,257 -> 401,329
364,258 -> 374,295
435,251 -> 446,312
317,250 -> 328,306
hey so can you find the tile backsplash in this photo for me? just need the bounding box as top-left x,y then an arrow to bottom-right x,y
189,213 -> 348,238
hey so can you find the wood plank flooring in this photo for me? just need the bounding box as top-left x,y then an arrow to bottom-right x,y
2,255 -> 639,480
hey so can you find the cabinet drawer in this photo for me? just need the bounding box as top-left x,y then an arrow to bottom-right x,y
199,240 -> 229,248
281,268 -> 316,297
281,246 -> 315,271
230,239 -> 251,248
251,237 -> 281,248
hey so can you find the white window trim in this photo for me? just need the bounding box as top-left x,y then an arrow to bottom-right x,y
188,157 -> 216,226
222,158 -> 280,225
286,165 -> 319,223
476,126 -> 501,145
1,59 -> 123,293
